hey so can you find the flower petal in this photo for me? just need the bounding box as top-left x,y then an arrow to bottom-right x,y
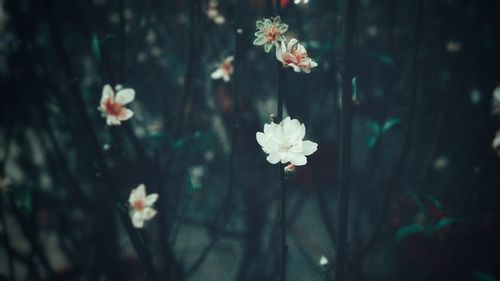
131,212 -> 144,228
290,154 -> 307,166
264,43 -> 273,53
135,184 -> 146,199
115,88 -> 135,105
146,193 -> 159,206
302,140 -> 318,156
266,153 -> 281,164
256,132 -> 267,147
142,207 -> 158,220
106,115 -> 121,126
211,69 -> 223,79
101,84 -> 114,104
253,36 -> 267,46
118,108 -> 134,121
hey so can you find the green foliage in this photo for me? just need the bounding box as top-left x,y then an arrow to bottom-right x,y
91,33 -> 101,61
395,223 -> 428,241
471,272 -> 497,281
366,118 -> 401,148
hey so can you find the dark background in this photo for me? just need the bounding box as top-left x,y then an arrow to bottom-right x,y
0,0 -> 499,280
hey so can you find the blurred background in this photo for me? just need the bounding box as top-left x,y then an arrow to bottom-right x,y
0,0 -> 500,280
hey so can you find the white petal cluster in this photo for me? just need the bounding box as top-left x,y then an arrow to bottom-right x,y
276,39 -> 318,73
256,117 -> 318,166
98,84 -> 135,126
211,56 -> 234,82
128,184 -> 158,228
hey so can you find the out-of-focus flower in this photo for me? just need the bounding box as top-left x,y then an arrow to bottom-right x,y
211,56 -> 234,82
492,130 -> 500,156
319,255 -> 329,266
253,16 -> 288,53
188,166 -> 205,189
492,86 -> 500,116
470,89 -> 481,106
128,184 -> 158,228
446,41 -> 462,53
294,0 -> 309,4
366,25 -> 378,37
276,38 -> 318,73
256,117 -> 318,166
98,84 -> 135,126
433,156 -> 448,170
206,0 -> 225,25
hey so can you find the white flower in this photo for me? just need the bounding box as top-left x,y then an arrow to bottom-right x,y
319,255 -> 329,266
128,184 -> 158,228
211,56 -> 234,82
294,0 -> 310,4
492,86 -> 500,116
492,130 -> 500,157
276,39 -> 318,73
98,84 -> 135,126
256,117 -> 318,166
253,16 -> 288,53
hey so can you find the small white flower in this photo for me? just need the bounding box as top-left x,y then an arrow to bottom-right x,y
211,56 -> 234,82
276,39 -> 318,73
492,86 -> 500,116
253,16 -> 288,53
98,84 -> 135,126
492,130 -> 500,157
319,255 -> 329,266
256,117 -> 318,166
128,184 -> 158,228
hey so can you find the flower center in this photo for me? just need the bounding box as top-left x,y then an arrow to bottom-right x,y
104,98 -> 123,116
221,62 -> 233,74
265,26 -> 280,43
132,200 -> 145,211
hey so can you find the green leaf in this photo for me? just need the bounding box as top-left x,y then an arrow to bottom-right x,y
471,271 -> 497,281
91,33 -> 102,61
382,118 -> 401,132
366,120 -> 381,133
409,192 -> 426,211
395,223 -> 428,241
367,135 -> 378,149
433,217 -> 457,232
420,193 -> 443,209
366,51 -> 395,66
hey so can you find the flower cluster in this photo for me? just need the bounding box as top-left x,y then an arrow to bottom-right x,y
253,16 -> 317,73
211,56 -> 234,82
256,117 -> 318,166
98,84 -> 135,126
128,184 -> 158,228
206,0 -> 225,25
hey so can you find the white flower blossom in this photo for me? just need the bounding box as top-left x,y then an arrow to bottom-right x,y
253,16 -> 288,53
211,56 -> 234,82
128,184 -> 158,228
276,38 -> 318,73
206,0 -> 225,25
256,117 -> 318,166
98,84 -> 135,126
